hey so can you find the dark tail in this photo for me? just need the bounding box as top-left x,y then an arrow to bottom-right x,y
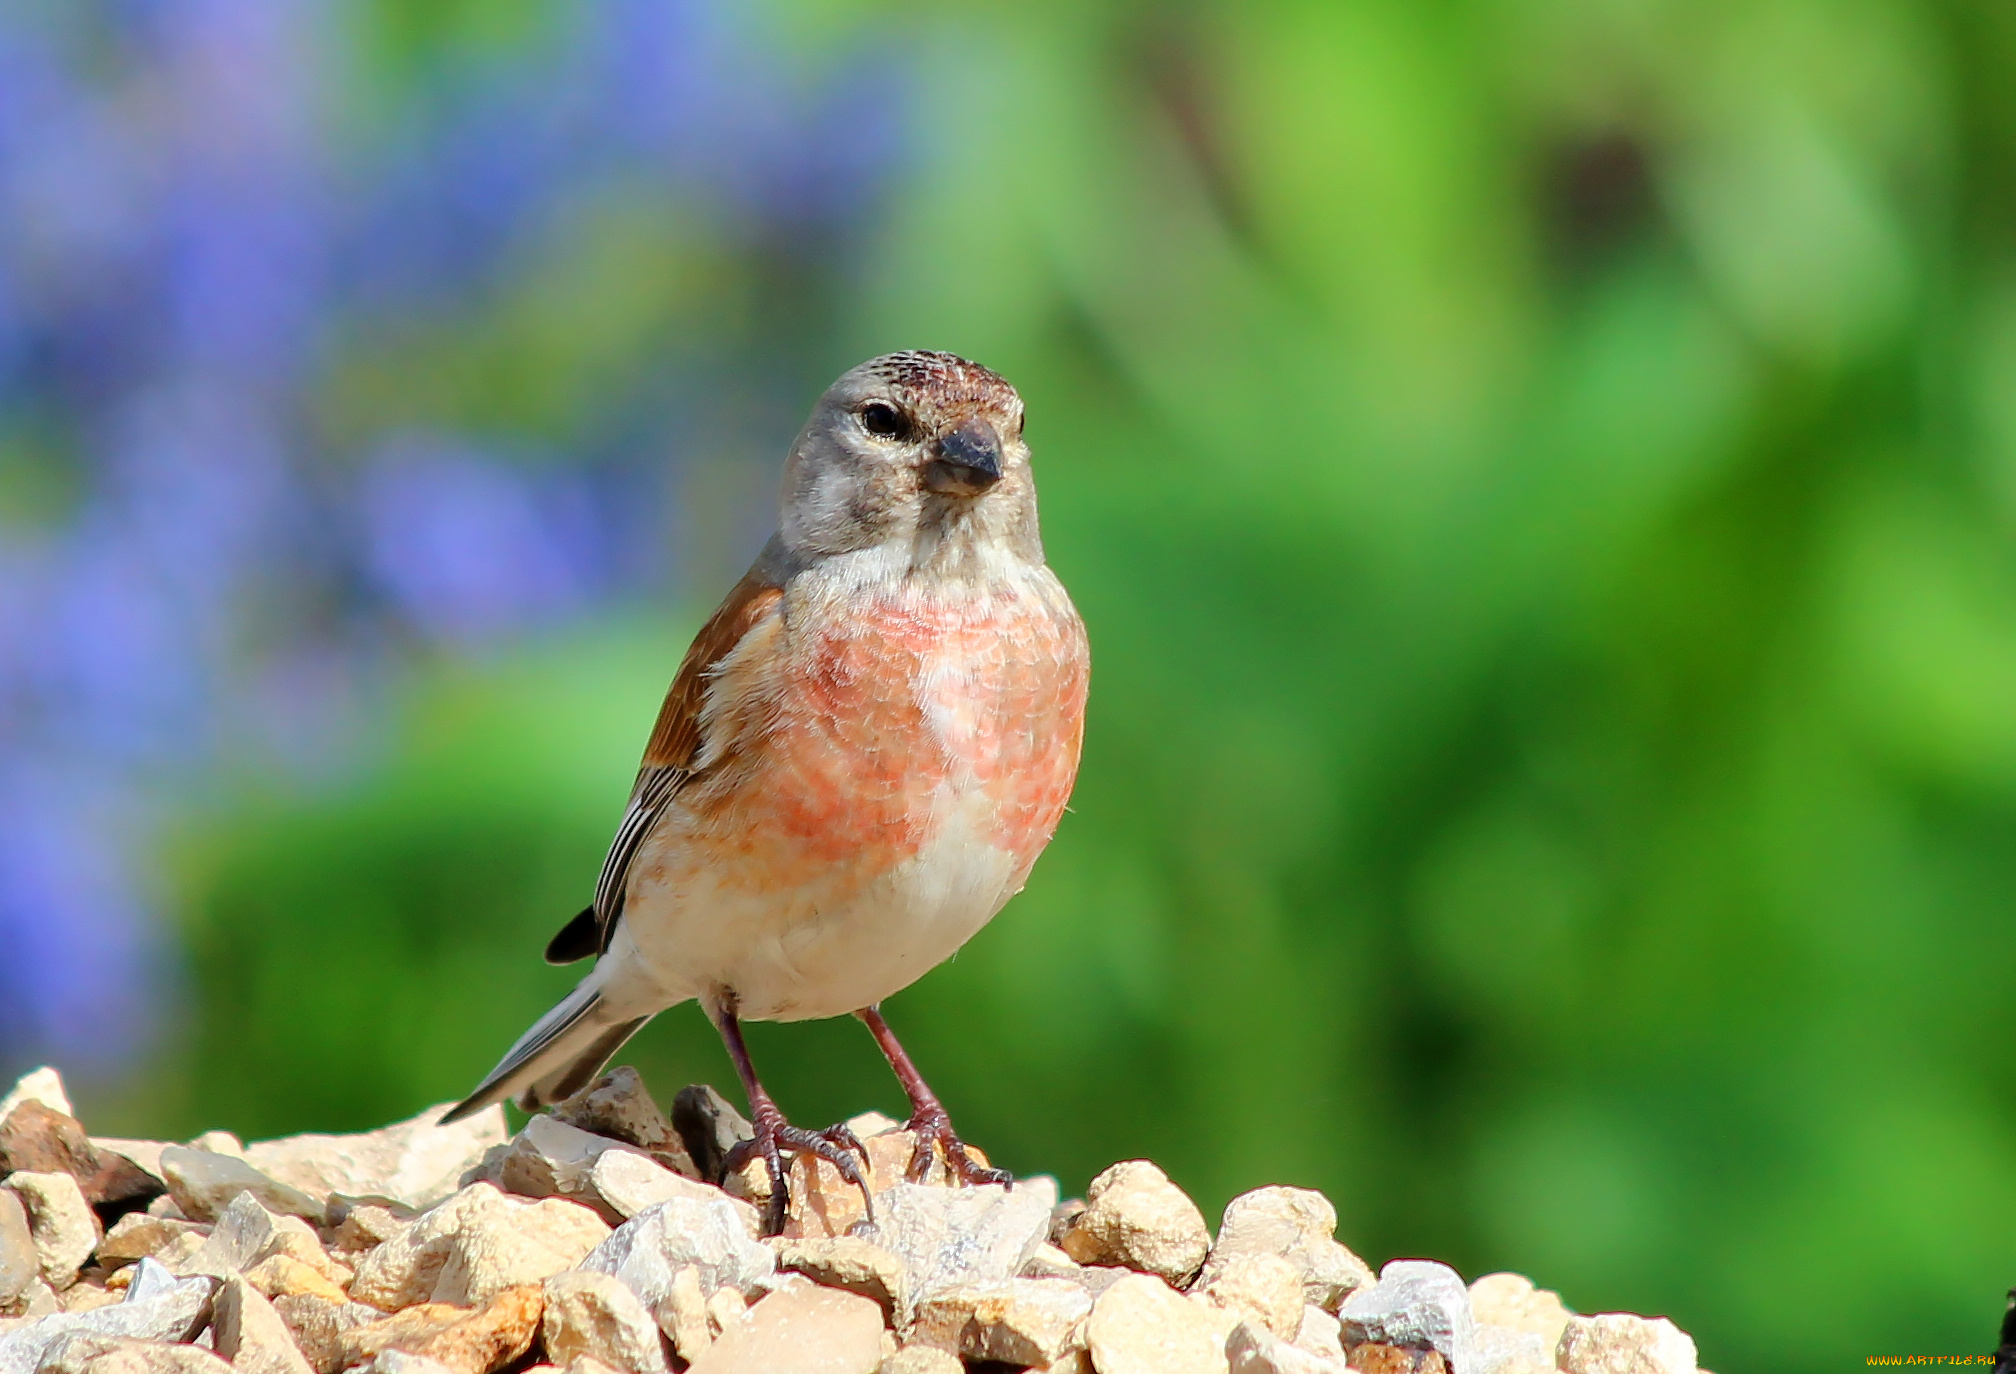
440,984 -> 650,1124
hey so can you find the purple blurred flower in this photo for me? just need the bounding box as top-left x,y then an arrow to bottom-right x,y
40,539 -> 207,763
360,437 -> 605,648
0,760 -> 160,1069
589,0 -> 720,150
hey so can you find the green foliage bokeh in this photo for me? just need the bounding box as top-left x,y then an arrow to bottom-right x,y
139,3 -> 2016,1370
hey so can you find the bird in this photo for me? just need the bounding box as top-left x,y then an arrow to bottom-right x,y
440,351 -> 1089,1233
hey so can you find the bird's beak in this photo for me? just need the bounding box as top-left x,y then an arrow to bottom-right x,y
924,418 -> 1004,496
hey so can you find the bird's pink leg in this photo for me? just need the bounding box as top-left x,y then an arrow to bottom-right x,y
710,1000 -> 871,1236
857,1005 -> 1012,1187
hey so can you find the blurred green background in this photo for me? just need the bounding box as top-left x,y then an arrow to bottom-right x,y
4,1 -> 2013,1370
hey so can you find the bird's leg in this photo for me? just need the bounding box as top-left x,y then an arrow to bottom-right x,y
709,1002 -> 871,1236
856,1004 -> 1011,1187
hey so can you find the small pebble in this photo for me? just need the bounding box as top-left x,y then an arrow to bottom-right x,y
1060,1161 -> 1210,1285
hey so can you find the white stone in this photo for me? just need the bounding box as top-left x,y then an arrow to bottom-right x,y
160,1147 -> 323,1222
0,1259 -> 213,1373
91,1140 -> 171,1186
213,1273 -> 316,1374
36,1333 -> 234,1373
1339,1260 -> 1477,1374
3,1170 -> 98,1288
1204,1189 -> 1372,1314
0,1192 -> 36,1305
770,1236 -> 907,1319
844,1111 -> 901,1139
909,1277 -> 1091,1366
345,1182 -> 603,1311
182,1191 -> 325,1281
590,1149 -> 757,1230
1084,1273 -> 1229,1374
328,1202 -> 411,1257
349,1184 -> 501,1311
1018,1242 -> 1082,1280
858,1177 -> 1056,1305
1294,1306 -> 1345,1360
706,1284 -> 749,1336
1194,1251 -> 1306,1340
56,1281 -> 119,1313
139,1231 -> 210,1278
1557,1313 -> 1698,1374
97,1214 -> 208,1271
1477,1322 -> 1553,1373
498,1115 -> 634,1209
244,1102 -> 509,1213
369,1353 -> 458,1374
270,1293 -> 384,1374
1058,1161 -> 1210,1285
580,1194 -> 775,1320
0,1069 -> 70,1128
541,1269 -> 671,1373
1470,1272 -> 1573,1356
1226,1320 -> 1347,1373
243,1253 -> 349,1305
3,1276 -> 60,1322
430,1194 -> 608,1306
190,1131 -> 246,1157
683,1284 -> 884,1374
663,1264 -> 713,1361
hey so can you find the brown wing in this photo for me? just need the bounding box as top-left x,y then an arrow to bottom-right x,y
585,573 -> 784,949
640,575 -> 784,771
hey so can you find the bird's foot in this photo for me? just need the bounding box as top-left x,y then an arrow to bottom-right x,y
904,1102 -> 1012,1187
725,1108 -> 871,1237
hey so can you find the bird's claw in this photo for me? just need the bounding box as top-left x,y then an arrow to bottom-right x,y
726,1110 -> 875,1237
904,1104 -> 1012,1188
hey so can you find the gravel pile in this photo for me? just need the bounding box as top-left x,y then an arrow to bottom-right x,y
0,1065 -> 1704,1374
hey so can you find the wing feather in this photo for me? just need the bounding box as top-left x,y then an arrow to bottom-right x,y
583,574 -> 783,953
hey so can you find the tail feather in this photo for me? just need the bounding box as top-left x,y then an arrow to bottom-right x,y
441,985 -> 651,1124
543,906 -> 602,965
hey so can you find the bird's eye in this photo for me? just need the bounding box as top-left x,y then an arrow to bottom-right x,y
859,402 -> 907,439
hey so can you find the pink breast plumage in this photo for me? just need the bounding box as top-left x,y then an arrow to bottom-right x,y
688,582 -> 1088,895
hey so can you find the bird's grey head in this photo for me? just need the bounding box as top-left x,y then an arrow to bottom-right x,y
777,351 -> 1042,570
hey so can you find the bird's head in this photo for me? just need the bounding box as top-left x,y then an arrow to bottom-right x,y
778,351 -> 1042,568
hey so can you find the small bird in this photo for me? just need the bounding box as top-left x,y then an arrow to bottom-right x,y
442,352 -> 1089,1231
